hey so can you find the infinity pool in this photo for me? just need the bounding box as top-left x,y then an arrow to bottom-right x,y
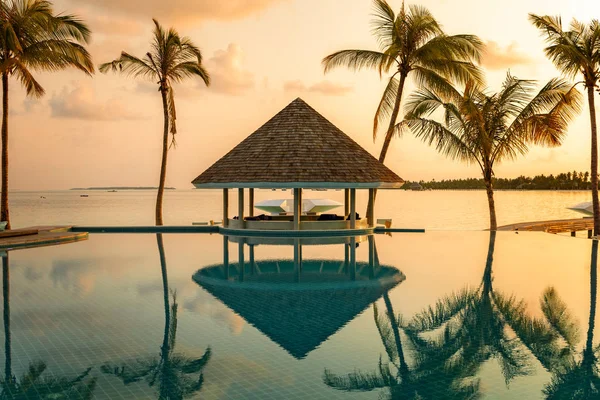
1,231 -> 598,399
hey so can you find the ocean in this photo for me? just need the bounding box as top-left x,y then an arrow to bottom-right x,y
7,188 -> 593,230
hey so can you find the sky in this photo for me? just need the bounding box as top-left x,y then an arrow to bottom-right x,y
7,0 -> 600,190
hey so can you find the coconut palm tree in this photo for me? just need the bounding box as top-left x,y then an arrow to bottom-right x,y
0,0 -> 94,230
1,252 -> 97,399
100,20 -> 210,226
322,0 -> 483,213
101,234 -> 211,399
529,16 -> 600,235
402,73 -> 582,229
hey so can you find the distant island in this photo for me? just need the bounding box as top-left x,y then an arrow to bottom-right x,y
70,187 -> 176,190
406,170 -> 595,190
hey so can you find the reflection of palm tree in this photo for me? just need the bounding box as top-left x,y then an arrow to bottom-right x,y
542,240 -> 600,399
410,231 -> 581,387
102,234 -> 211,399
324,291 -> 480,399
1,253 -> 97,399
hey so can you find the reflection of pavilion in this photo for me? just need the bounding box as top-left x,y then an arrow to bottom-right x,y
191,98 -> 404,234
193,235 -> 404,359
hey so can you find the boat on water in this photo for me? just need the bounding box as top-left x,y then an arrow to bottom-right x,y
80,194 -> 89,198
568,201 -> 593,215
108,190 -> 117,192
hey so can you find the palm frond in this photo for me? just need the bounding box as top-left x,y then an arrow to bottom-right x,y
370,0 -> 395,50
322,49 -> 394,76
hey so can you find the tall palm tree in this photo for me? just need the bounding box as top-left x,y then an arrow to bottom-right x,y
402,73 -> 582,229
101,234 -> 211,399
100,20 -> 210,226
1,253 -> 97,399
0,0 -> 94,230
530,16 -> 600,235
322,0 -> 483,212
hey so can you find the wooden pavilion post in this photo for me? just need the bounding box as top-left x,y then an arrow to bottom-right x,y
249,188 -> 254,217
367,188 -> 375,227
238,188 -> 244,228
222,189 -> 229,227
293,188 -> 302,230
350,189 -> 356,229
344,189 -> 350,217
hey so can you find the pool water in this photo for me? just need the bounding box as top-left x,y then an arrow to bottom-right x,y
1,231 -> 598,399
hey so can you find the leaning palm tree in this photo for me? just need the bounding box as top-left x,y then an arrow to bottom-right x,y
0,0 -> 94,229
101,235 -> 211,399
530,15 -> 600,235
100,20 -> 210,226
402,73 -> 582,229
322,0 -> 483,212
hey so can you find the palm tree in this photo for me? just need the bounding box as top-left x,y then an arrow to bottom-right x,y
100,20 -> 210,226
402,73 -> 582,229
530,16 -> 600,235
322,0 -> 483,212
0,0 -> 94,229
101,234 -> 211,399
1,253 -> 97,399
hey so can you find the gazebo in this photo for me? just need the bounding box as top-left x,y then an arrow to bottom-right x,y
192,98 -> 404,231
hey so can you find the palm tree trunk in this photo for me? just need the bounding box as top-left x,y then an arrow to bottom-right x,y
482,230 -> 496,295
2,253 -> 11,383
367,72 -> 408,215
584,240 -> 598,365
587,87 -> 600,235
1,73 -> 10,230
155,86 -> 170,226
484,175 -> 497,230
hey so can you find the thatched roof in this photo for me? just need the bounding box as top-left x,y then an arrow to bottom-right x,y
192,98 -> 404,189
193,259 -> 404,359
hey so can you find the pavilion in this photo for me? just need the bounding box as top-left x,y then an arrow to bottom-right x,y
192,98 -> 404,232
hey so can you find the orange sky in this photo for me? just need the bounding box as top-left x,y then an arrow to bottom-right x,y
8,0 -> 600,190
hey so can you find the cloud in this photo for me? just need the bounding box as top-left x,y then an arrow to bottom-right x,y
206,44 -> 255,95
283,79 -> 353,96
50,82 -> 143,121
63,0 -> 286,24
482,41 -> 535,70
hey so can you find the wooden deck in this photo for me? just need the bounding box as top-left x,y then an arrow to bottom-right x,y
0,226 -> 88,250
497,218 -> 594,237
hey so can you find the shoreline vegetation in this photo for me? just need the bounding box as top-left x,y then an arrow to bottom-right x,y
407,171 -> 595,190
69,187 -> 176,191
